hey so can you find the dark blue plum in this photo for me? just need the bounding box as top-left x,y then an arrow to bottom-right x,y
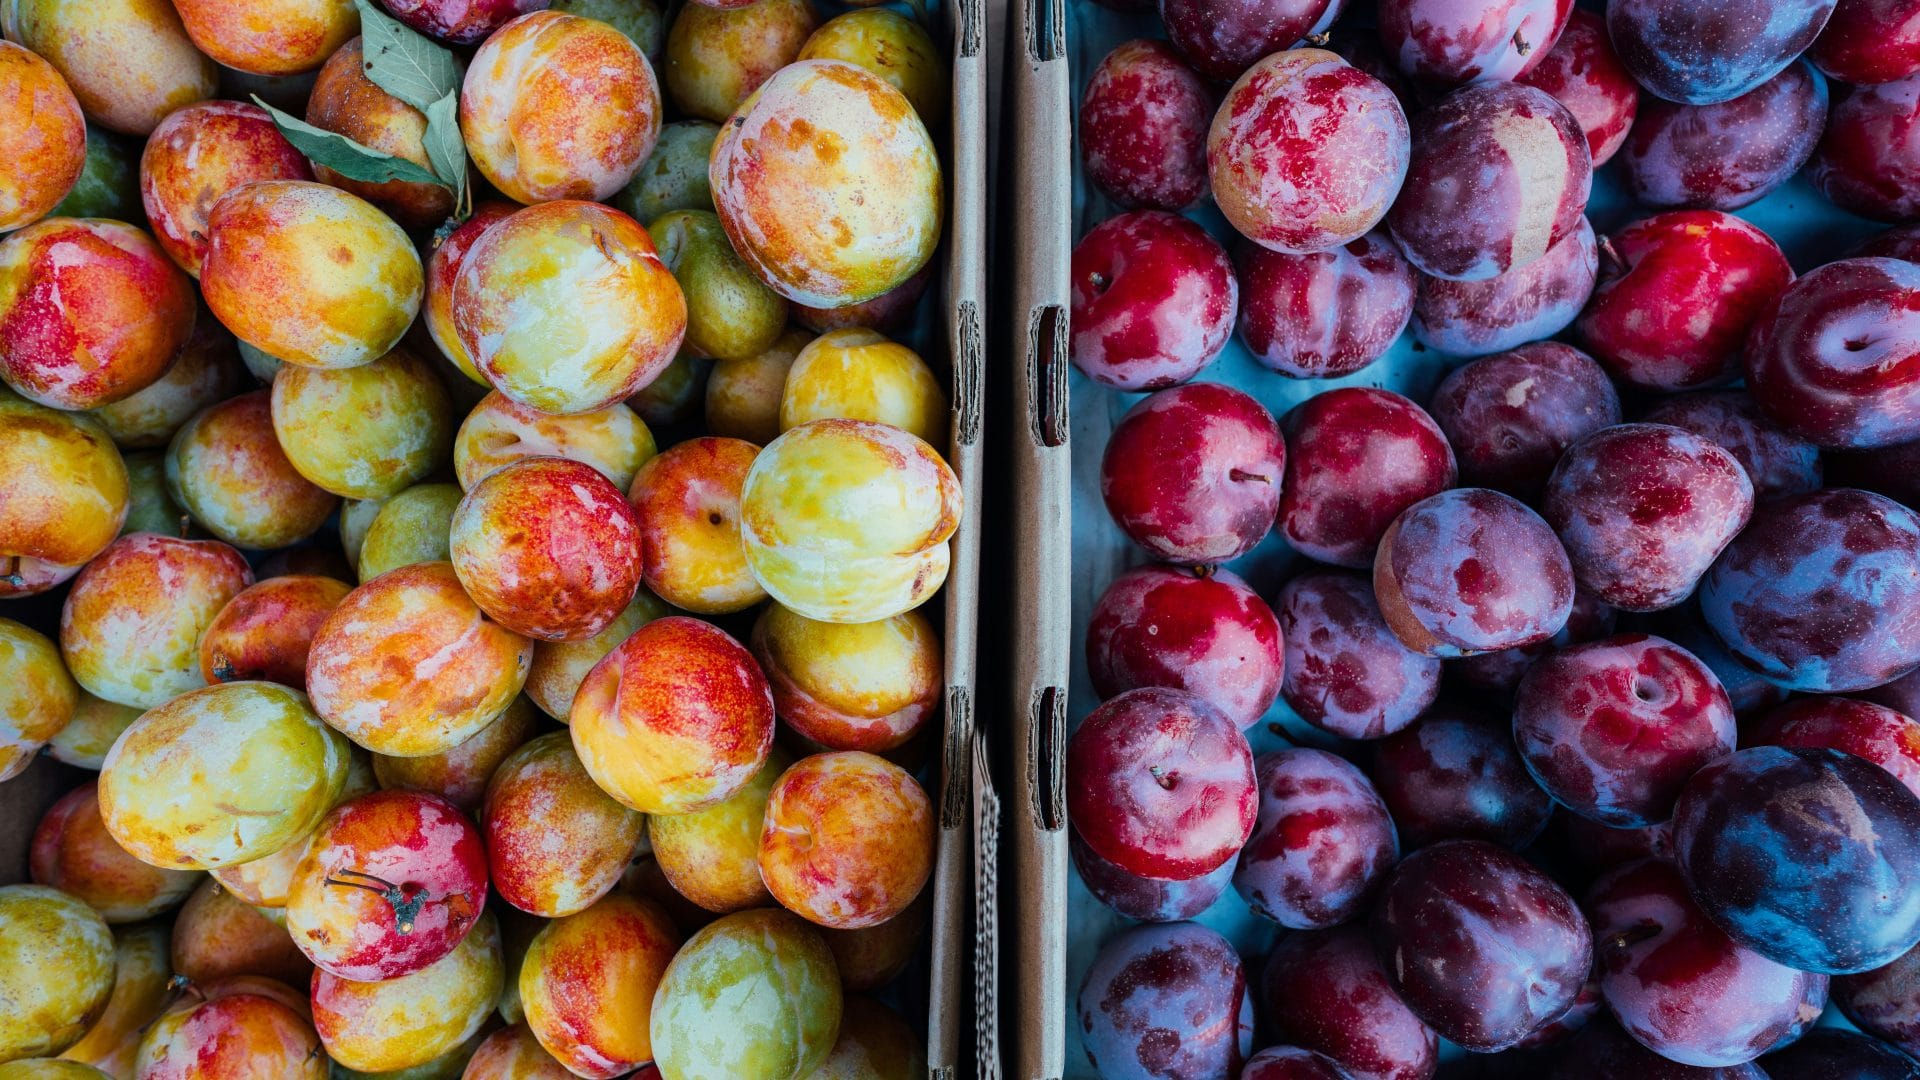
1836,941 -> 1920,1061
1699,488 -> 1920,693
1070,830 -> 1233,923
1674,746 -> 1920,974
1368,703 -> 1553,850
1607,0 -> 1839,105
1760,1029 -> 1920,1079
1653,608 -> 1789,716
1077,922 -> 1255,1080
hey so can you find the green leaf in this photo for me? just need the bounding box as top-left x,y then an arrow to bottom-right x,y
251,96 -> 451,190
422,90 -> 469,216
353,0 -> 460,115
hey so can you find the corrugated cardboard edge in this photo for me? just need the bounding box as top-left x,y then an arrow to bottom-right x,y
974,731 -> 1002,1080
1004,0 -> 1072,1071
930,0 -> 989,1070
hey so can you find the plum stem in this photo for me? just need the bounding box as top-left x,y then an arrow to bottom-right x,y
210,655 -> 236,682
324,869 -> 426,934
1229,469 -> 1270,484
1305,31 -> 1330,46
1512,29 -> 1532,55
1088,271 -> 1110,292
1601,921 -> 1663,956
1148,765 -> 1176,791
1596,235 -> 1627,279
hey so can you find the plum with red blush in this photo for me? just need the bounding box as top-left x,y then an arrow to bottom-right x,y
1607,0 -> 1838,105
1747,695 -> 1920,800
1071,830 -> 1234,922
1620,61 -> 1829,211
1086,563 -> 1283,730
1542,423 -> 1755,613
1160,0 -> 1336,81
1071,211 -> 1238,391
1369,703 -> 1553,849
1278,387 -> 1456,569
1374,488 -> 1575,658
1811,0 -> 1920,84
1235,231 -> 1415,380
1427,342 -> 1620,500
1653,608 -> 1792,716
1370,839 -> 1592,1052
1411,215 -> 1598,357
1260,926 -> 1439,1080
1233,748 -> 1398,930
1642,392 -> 1823,501
1276,571 -> 1441,742
1080,41 -> 1212,212
1078,922 -> 1255,1079
1452,589 -> 1616,694
1065,687 -> 1258,881
1811,74 -> 1920,223
1516,10 -> 1638,166
1577,211 -> 1792,393
1102,382 -> 1284,565
1376,0 -> 1572,85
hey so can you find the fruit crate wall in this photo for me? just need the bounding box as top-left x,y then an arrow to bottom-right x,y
1033,8 -> 1892,1080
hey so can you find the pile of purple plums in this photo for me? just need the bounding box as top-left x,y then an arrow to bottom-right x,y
1069,0 -> 1920,1075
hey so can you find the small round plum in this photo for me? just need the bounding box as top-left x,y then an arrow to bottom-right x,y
1607,0 -> 1838,105
1235,748 -> 1397,929
310,911 -> 502,1073
306,561 -> 534,757
1748,696 -> 1920,801
650,909 -> 840,1080
1410,214 -> 1599,357
0,218 -> 196,411
1388,82 -> 1590,282
10,0 -> 214,137
1699,488 -> 1920,692
98,681 -> 351,869
1209,50 -> 1409,256
706,327 -> 809,444
54,923 -> 171,1077
1071,831 -> 1235,923
1578,210 -> 1793,392
780,328 -> 944,444
740,419 -> 961,623
200,181 -> 423,370
1260,926 -> 1439,1080
798,8 -> 944,123
1070,210 -> 1237,391
523,591 -> 668,721
452,200 -> 685,416
172,0 -> 354,75
0,43 -> 86,234
760,751 -> 935,929
1279,387 -> 1455,569
1374,488 -> 1575,657
0,618 -> 78,782
611,120 -> 718,223
304,37 -> 454,229
1159,0 -> 1334,81
167,390 -> 338,550
1370,704 -> 1552,849
454,391 -> 656,492
753,604 -> 940,752
270,345 -> 453,500
133,981 -> 326,1080
1428,342 -> 1619,499
1811,0 -> 1920,83
1079,40 -> 1209,211
1065,687 -> 1257,881
88,320 -> 247,451
1641,391 -> 1823,501
710,59 -> 942,307
1377,0 -> 1573,84
651,208 -> 787,362
1620,60 -> 1829,211
1101,383 -> 1284,566
139,101 -> 314,277
1542,423 -> 1755,612
1515,9 -> 1638,166
1234,231 -> 1415,380
663,0 -> 818,122
1371,839 -> 1591,1051
49,127 -> 141,221
117,450 -> 190,538
355,482 -> 459,582
809,997 -> 923,1080
169,878 -> 312,985
1514,633 -> 1737,826
483,730 -> 645,918
569,615 -> 774,814
651,748 -> 787,914
518,894 -> 678,1078
374,694 -> 536,813
0,393 -> 126,592
59,533 -> 252,708
461,11 -> 660,204
30,781 -> 199,923
0,886 -> 114,1064
819,896 -> 925,993
1086,564 -> 1281,730
1076,923 -> 1254,1080
627,437 -> 763,614
1674,746 -> 1920,973
383,0 -> 545,43
1276,571 -> 1440,741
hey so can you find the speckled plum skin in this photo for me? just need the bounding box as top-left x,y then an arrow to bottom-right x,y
1454,588 -> 1616,693
383,0 -> 547,43
1411,214 -> 1599,357
1676,746 -> 1920,973
1513,633 -> 1737,827
1587,857 -> 1829,1068
1748,696 -> 1920,800
1071,831 -> 1234,922
759,751 -> 936,931
1235,231 -> 1415,380
1377,0 -> 1572,84
1543,424 -> 1756,613
1764,1029 -> 1920,1079
1370,704 -> 1553,849
1621,61 -> 1829,211
0,43 -> 86,236
1086,564 -> 1283,729
1259,926 -> 1438,1080
1278,387 -> 1456,569
1578,212 -> 1792,393
1159,0 -> 1333,81
1641,392 -> 1823,501
1388,82 -> 1590,282
1100,383 -> 1284,565
1835,942 -> 1920,1059
1370,839 -> 1592,1052
138,101 -> 314,278
1699,489 -> 1920,692
1812,0 -> 1920,84
1208,50 -> 1410,256
1080,40 -> 1211,211
1656,611 -> 1787,712
1554,1018 -> 1770,1079
1077,922 -> 1254,1080
1812,75 -> 1920,223
1275,571 -> 1441,741
1234,748 -> 1397,929
1066,687 -> 1258,881
1516,10 -> 1638,165
1070,211 -> 1238,391
1608,0 -> 1838,105
1374,488 -> 1575,658
1428,342 -> 1620,499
